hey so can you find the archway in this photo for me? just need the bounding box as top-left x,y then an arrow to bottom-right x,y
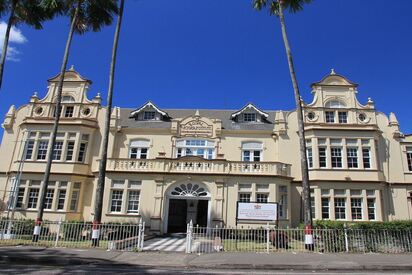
164,183 -> 211,234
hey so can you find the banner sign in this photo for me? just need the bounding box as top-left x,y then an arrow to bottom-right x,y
236,202 -> 278,222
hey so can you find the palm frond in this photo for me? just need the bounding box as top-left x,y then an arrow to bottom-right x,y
253,0 -> 312,15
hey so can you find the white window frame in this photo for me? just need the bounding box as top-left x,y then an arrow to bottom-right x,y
176,139 -> 215,159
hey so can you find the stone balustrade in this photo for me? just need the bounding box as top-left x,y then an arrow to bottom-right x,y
106,157 -> 291,177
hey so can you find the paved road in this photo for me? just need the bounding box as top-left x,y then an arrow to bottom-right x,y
1,264 -> 411,274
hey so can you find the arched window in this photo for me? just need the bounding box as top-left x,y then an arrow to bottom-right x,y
170,183 -> 209,197
241,141 -> 263,162
175,139 -> 215,159
325,100 -> 346,108
62,95 -> 75,103
129,139 -> 150,159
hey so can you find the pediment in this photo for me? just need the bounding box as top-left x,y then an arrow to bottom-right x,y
311,70 -> 357,88
48,67 -> 91,84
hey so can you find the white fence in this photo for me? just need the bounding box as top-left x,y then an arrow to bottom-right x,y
185,223 -> 412,254
0,219 -> 145,251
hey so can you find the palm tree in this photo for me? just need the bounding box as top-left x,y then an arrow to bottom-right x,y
253,0 -> 313,249
93,0 -> 125,247
0,0 -> 55,90
33,0 -> 118,242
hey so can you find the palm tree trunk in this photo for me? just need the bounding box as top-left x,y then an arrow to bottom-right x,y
92,0 -> 125,247
32,5 -> 80,242
0,0 -> 17,90
277,0 -> 313,248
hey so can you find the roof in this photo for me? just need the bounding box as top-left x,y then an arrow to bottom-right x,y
311,69 -> 358,88
119,108 -> 277,131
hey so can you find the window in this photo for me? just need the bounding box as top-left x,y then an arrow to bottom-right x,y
278,186 -> 288,219
176,139 -> 215,159
325,100 -> 346,108
256,193 -> 268,203
331,147 -> 342,168
52,141 -> 63,160
77,143 -> 87,162
44,189 -> 54,210
62,96 -> 75,103
407,147 -> 412,171
242,142 -> 263,162
239,193 -> 251,203
66,141 -> 75,161
27,188 -> 39,209
64,106 -> 74,118
25,140 -> 35,160
15,188 -> 25,208
310,196 -> 315,219
243,113 -> 257,122
338,111 -> 348,123
319,147 -> 327,168
351,198 -> 363,220
362,148 -> 371,169
321,198 -> 330,219
334,198 -> 346,220
110,190 -> 123,212
325,111 -> 335,123
127,190 -> 140,213
143,111 -> 155,120
37,141 -> 48,160
367,198 -> 376,220
307,147 -> 313,168
57,189 -> 66,210
70,183 -> 81,212
347,148 -> 358,168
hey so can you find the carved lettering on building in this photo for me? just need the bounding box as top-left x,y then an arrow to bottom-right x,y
180,119 -> 213,137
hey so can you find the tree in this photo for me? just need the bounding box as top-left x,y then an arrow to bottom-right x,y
93,0 -> 125,247
0,0 -> 55,90
33,0 -> 118,242
253,0 -> 314,249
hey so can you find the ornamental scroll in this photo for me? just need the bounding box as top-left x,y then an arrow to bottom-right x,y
179,118 -> 213,137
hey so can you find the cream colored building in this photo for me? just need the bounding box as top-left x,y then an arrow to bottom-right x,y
0,68 -> 411,234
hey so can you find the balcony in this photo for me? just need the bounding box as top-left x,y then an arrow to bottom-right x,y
105,157 -> 291,177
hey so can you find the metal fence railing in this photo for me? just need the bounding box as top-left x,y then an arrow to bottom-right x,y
186,223 -> 412,254
0,219 -> 145,251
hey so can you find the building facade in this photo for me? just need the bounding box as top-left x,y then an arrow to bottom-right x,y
0,68 -> 411,234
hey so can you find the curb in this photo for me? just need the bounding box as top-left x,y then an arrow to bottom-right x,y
2,255 -> 412,271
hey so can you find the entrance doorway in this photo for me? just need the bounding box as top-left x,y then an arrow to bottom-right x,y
167,199 -> 187,233
165,183 -> 211,234
167,199 -> 209,233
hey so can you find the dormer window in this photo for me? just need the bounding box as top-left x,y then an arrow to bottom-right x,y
129,101 -> 170,122
231,103 -> 269,124
143,111 -> 156,120
243,113 -> 257,122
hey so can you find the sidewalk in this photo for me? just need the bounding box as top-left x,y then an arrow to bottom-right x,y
1,246 -> 412,271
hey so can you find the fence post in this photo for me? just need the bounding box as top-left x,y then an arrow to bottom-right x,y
344,223 -> 349,252
185,220 -> 193,253
137,220 -> 142,251
55,218 -> 62,247
141,222 -> 145,250
266,222 -> 270,254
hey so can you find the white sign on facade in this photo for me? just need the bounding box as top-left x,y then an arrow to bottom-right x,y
237,202 -> 278,222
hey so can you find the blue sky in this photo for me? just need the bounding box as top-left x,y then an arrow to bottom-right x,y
1,0 -> 412,138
